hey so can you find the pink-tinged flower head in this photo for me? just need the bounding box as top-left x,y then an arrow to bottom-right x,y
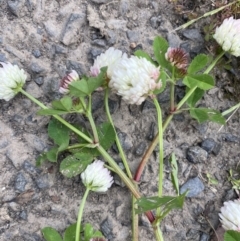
0,62 -> 27,101
219,199 -> 240,231
81,160 -> 113,192
213,17 -> 240,57
109,56 -> 161,105
59,70 -> 79,94
165,47 -> 189,75
90,47 -> 127,78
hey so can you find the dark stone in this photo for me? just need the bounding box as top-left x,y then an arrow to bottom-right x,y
173,113 -> 185,122
105,30 -> 116,45
13,114 -> 23,123
35,174 -> 49,189
25,0 -> 36,12
23,161 -> 41,175
92,98 -> 104,113
201,138 -> 221,155
55,44 -> 68,54
92,39 -> 107,47
157,88 -> 170,103
222,133 -> 240,143
19,210 -> 27,220
182,29 -> 203,42
167,32 -> 181,47
126,30 -> 140,42
61,13 -> 86,46
128,104 -> 141,116
150,16 -> 161,29
112,131 -> 132,153
119,0 -> 129,16
91,0 -> 111,3
100,218 -> 114,240
7,0 -> 24,17
108,99 -> 119,114
14,173 -> 27,192
186,146 -> 208,163
147,122 -> 155,141
135,142 -> 146,156
186,228 -> 200,239
0,139 -> 8,149
30,63 -> 45,74
200,233 -> 210,241
223,189 -> 237,201
180,177 -> 204,197
32,49 -> 41,58
88,48 -> 103,61
66,60 -> 86,75
34,76 -> 44,85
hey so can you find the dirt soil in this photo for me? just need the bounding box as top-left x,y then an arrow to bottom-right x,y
1,0 -> 240,241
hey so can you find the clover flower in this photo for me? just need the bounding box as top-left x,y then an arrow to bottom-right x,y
59,70 -> 79,94
109,56 -> 161,105
81,160 -> 113,192
0,62 -> 27,101
219,199 -> 240,231
213,17 -> 240,57
90,47 -> 127,78
165,47 -> 189,75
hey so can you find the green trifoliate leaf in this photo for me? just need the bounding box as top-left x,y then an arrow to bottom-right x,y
88,67 -> 107,93
60,153 -> 93,178
186,87 -> 205,108
69,79 -> 89,97
183,74 -> 214,90
52,96 -> 73,111
134,50 -> 157,66
187,54 -> 209,74
153,36 -> 172,71
48,119 -> 70,148
190,108 -> 226,124
224,230 -> 240,241
41,227 -> 63,241
63,223 -> 76,241
135,192 -> 187,219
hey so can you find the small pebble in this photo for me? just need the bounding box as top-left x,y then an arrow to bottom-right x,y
14,173 -> 27,192
180,177 -> 204,197
186,146 -> 208,164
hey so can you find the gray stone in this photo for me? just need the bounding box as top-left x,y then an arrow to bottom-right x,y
92,39 -> 107,47
66,60 -> 86,75
186,228 -> 200,240
0,53 -> 6,62
35,174 -> 49,189
61,13 -> 86,46
182,29 -> 203,42
135,142 -> 146,156
201,138 -> 220,154
167,33 -> 181,47
23,160 -> 41,175
200,233 -> 210,241
91,0 -> 111,3
100,218 -> 114,240
19,210 -> 27,220
7,0 -> 24,17
180,177 -> 204,197
14,173 -> 27,192
126,30 -> 140,42
30,63 -> 45,74
150,16 -> 161,29
34,76 -> 44,85
32,49 -> 41,58
108,99 -> 119,114
112,131 -> 132,153
222,133 -> 240,143
105,30 -> 116,45
55,44 -> 68,54
88,48 -> 103,61
119,0 -> 129,16
186,146 -> 208,164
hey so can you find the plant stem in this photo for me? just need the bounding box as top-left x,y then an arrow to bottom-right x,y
222,102 -> 240,117
153,98 -> 164,218
170,68 -> 175,112
75,187 -> 90,241
154,226 -> 164,241
134,50 -> 225,182
104,89 -> 138,240
86,95 -> 99,143
20,89 -> 93,143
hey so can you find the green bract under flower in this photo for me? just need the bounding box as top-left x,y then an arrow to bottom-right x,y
109,56 -> 161,105
219,199 -> 240,231
213,17 -> 240,57
81,160 -> 113,192
0,62 -> 27,101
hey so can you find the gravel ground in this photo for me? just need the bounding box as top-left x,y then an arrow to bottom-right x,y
1,1 -> 240,241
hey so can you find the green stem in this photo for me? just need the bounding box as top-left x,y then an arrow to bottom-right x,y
170,68 -> 175,112
20,89 -> 93,143
75,188 -> 90,241
104,89 -> 132,178
154,226 -> 164,241
86,95 -> 99,143
153,98 -> 164,217
222,102 -> 240,116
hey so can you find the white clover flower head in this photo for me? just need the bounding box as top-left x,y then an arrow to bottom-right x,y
59,70 -> 79,94
219,199 -> 240,231
213,17 -> 240,57
90,47 -> 127,78
109,56 -> 161,105
0,62 -> 27,101
81,160 -> 113,192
